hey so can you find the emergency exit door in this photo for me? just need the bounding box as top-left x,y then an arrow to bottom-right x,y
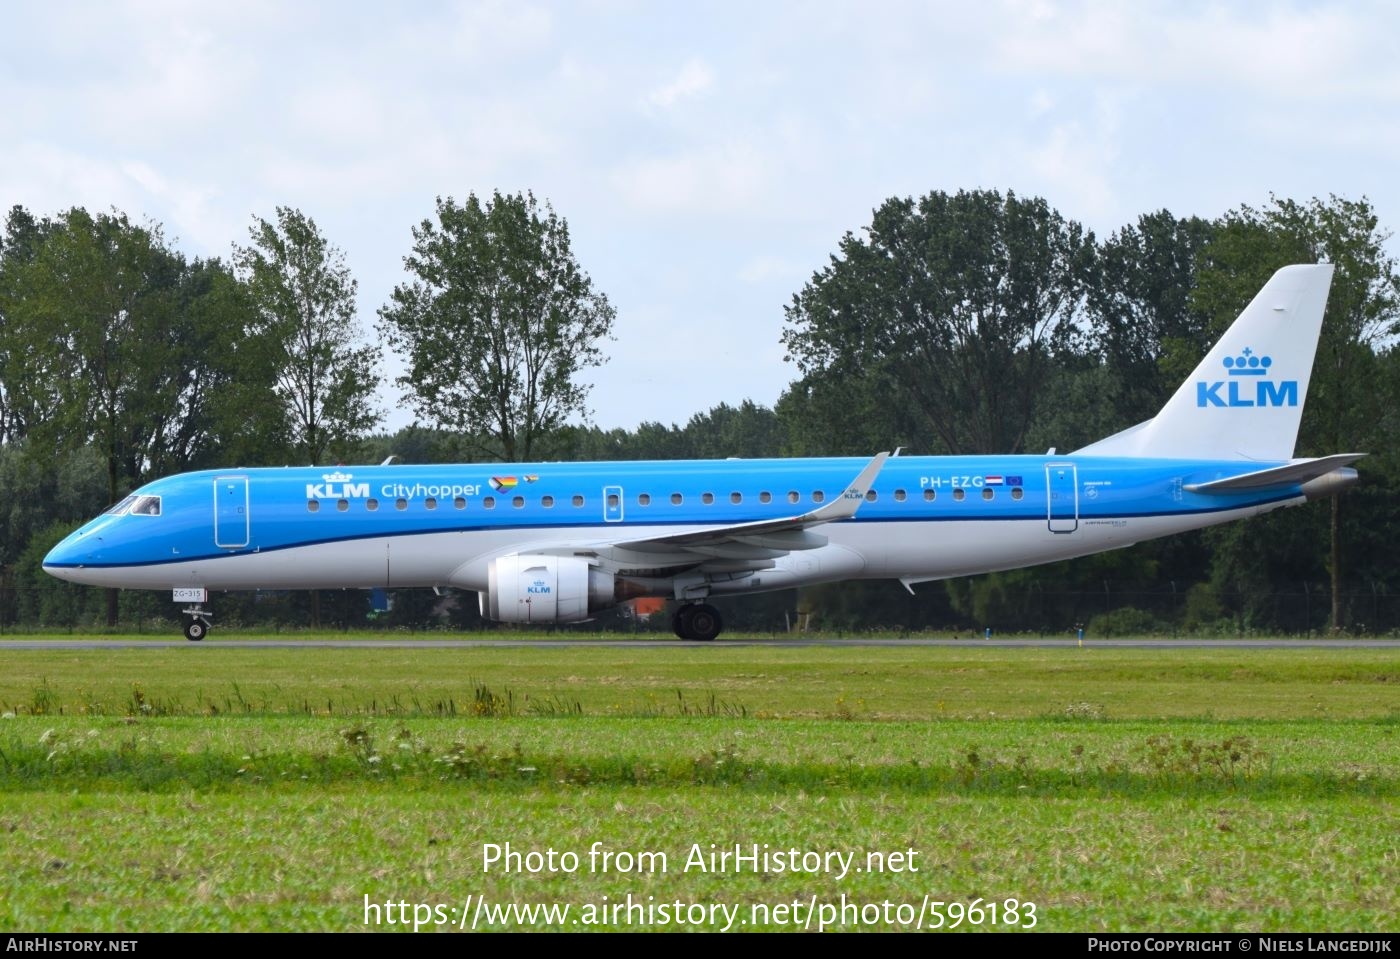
1045,464 -> 1078,534
214,476 -> 249,547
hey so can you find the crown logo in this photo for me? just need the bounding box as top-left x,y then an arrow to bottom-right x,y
1222,347 -> 1272,376
323,470 -> 353,483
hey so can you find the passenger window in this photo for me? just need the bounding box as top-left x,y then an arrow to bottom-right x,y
953,488 -> 965,502
923,489 -> 935,502
542,495 -> 555,508
396,498 -> 408,510
730,492 -> 742,504
572,494 -> 584,507
894,489 -> 906,502
671,493 -> 683,505
454,496 -> 466,509
787,491 -> 799,504
307,500 -> 320,512
366,498 -> 379,511
638,493 -> 651,506
702,493 -> 714,505
865,490 -> 877,502
336,499 -> 349,512
1011,487 -> 1024,501
425,497 -> 437,510
760,491 -> 772,504
607,493 -> 620,509
512,496 -> 524,508
482,497 -> 495,510
812,491 -> 825,504
982,488 -> 994,500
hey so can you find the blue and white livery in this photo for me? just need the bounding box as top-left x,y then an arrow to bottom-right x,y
43,265 -> 1361,641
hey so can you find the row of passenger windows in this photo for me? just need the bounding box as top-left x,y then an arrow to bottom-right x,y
306,486 -> 1025,512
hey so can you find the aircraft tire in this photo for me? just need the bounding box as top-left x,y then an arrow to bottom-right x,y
685,604 -> 722,642
184,618 -> 208,642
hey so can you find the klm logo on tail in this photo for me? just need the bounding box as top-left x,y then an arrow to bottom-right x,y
1196,348 -> 1298,408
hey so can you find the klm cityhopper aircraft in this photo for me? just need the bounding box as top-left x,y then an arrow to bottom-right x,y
44,264 -> 1361,642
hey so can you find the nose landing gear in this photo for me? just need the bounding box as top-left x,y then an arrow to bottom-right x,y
174,589 -> 212,642
183,615 -> 210,642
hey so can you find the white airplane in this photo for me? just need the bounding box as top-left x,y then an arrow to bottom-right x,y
44,264 -> 1360,641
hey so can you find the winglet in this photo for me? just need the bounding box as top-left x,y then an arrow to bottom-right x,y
802,451 -> 889,524
610,451 -> 891,556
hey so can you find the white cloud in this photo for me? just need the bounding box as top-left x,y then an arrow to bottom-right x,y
612,141 -> 772,217
738,254 -> 805,285
443,0 -> 555,61
4,0 -> 1399,432
0,144 -> 239,255
647,58 -> 715,110
1024,124 -> 1116,223
993,1 -> 1386,98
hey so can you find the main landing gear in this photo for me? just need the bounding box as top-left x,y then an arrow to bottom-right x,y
673,603 -> 723,642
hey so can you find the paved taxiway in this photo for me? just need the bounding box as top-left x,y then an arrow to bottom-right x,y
2,638 -> 1398,650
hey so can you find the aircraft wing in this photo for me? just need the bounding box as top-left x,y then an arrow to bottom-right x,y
608,451 -> 889,559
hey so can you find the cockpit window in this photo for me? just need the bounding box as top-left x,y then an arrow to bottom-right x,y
105,495 -> 138,515
130,495 -> 161,516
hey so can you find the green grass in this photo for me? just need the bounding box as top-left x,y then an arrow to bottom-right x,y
0,642 -> 1397,931
2,644 -> 1398,720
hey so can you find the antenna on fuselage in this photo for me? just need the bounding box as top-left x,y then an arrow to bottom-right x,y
381,455 -> 400,466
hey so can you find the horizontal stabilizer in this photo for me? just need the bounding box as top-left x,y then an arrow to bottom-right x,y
1184,454 -> 1365,493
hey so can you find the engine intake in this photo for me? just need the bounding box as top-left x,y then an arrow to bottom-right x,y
480,554 -> 617,624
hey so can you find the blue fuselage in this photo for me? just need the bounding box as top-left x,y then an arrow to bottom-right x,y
43,454 -> 1301,592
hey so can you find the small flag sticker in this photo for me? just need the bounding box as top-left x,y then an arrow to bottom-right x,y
985,475 -> 1004,486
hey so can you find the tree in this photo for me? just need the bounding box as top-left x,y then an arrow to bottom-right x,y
2,209 -> 232,623
234,207 -> 380,464
678,400 -> 785,459
776,369 -> 911,457
1085,210 -> 1217,427
782,189 -> 1093,455
564,401 -> 786,461
378,191 -> 616,462
0,205 -> 58,444
6,213 -> 176,486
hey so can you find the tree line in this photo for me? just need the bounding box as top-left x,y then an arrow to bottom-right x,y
1,189 -> 1397,635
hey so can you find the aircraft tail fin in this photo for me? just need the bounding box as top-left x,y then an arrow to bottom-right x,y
1075,263 -> 1334,461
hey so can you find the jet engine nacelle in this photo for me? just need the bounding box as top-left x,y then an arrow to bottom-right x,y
480,554 -> 617,624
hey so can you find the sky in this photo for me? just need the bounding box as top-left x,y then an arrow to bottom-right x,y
3,0 -> 1398,434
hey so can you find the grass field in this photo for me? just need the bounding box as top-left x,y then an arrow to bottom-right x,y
0,638 -> 1397,932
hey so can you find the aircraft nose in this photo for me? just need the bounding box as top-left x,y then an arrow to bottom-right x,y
42,530 -> 93,580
